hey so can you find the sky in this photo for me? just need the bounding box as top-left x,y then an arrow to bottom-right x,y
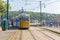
4,0 -> 60,14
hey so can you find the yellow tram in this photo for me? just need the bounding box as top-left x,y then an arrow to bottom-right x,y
20,13 -> 30,29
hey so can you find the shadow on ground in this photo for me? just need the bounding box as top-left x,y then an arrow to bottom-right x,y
8,26 -> 28,30
8,26 -> 19,30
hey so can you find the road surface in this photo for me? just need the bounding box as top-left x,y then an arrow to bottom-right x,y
19,27 -> 60,40
0,27 -> 60,40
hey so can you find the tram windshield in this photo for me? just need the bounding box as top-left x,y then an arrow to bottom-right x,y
22,16 -> 29,21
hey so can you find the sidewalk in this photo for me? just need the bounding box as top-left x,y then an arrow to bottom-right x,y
0,30 -> 17,40
42,27 -> 60,33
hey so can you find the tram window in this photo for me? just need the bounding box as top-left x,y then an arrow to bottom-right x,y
22,17 -> 29,21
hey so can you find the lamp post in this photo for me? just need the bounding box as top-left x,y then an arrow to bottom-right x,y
7,0 -> 9,20
6,0 -> 9,30
39,1 -> 43,26
40,1 -> 42,22
39,1 -> 46,26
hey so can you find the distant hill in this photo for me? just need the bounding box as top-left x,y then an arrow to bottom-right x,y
7,11 -> 60,22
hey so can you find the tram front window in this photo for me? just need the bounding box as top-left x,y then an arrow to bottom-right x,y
22,17 -> 29,21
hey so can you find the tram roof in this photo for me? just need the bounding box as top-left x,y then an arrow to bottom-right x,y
20,13 -> 30,16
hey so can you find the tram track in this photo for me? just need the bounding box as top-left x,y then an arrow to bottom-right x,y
37,27 -> 55,40
18,27 -> 60,40
29,28 -> 55,40
42,28 -> 60,37
38,30 -> 55,40
19,30 -> 22,40
28,30 -> 36,40
31,30 -> 54,40
28,29 -> 53,40
20,30 -> 34,40
41,30 -> 60,40
39,27 -> 60,40
29,27 -> 60,40
40,27 -> 60,37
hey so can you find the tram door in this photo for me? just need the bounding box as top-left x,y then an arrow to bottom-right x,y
16,19 -> 20,27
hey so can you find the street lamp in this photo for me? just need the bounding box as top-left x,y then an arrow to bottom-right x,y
7,0 -> 9,20
6,0 -> 9,30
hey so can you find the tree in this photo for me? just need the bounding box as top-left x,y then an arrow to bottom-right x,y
0,0 -> 11,18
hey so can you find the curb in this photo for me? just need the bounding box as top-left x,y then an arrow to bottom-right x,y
43,28 -> 60,34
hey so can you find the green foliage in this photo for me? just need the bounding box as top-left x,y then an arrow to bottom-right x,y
9,11 -> 21,17
0,0 -> 6,13
0,12 -> 2,18
0,0 -> 11,18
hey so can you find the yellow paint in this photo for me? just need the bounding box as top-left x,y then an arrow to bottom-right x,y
20,22 -> 30,28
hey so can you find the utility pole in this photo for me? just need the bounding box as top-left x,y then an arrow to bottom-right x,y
40,1 -> 42,23
6,0 -> 9,30
21,7 -> 24,13
7,0 -> 9,20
